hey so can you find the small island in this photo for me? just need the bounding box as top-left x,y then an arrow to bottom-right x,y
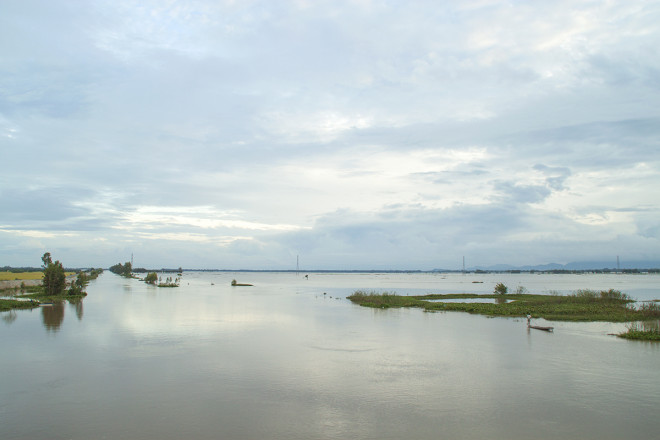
347,287 -> 660,341
109,261 -> 181,287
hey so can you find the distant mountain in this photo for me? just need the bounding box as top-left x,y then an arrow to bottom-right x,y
462,260 -> 660,271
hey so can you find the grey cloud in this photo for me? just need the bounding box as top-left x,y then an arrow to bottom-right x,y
532,164 -> 572,190
2,1 -> 660,268
492,181 -> 552,204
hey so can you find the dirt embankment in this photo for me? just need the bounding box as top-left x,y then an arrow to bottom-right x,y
0,279 -> 43,290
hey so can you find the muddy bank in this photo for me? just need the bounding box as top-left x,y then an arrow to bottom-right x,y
0,279 -> 42,290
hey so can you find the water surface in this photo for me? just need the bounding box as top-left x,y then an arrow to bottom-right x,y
1,272 -> 659,439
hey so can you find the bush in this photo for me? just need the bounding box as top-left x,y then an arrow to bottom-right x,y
514,285 -> 528,295
494,283 -> 508,295
145,272 -> 158,285
68,272 -> 88,295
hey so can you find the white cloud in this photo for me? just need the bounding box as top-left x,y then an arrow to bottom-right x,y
1,0 -> 659,268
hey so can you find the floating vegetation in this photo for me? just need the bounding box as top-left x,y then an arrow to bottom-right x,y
618,319 -> 660,341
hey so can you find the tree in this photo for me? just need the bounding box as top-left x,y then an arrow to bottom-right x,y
109,261 -> 133,278
145,272 -> 158,285
494,282 -> 508,295
42,252 -> 66,296
68,272 -> 89,295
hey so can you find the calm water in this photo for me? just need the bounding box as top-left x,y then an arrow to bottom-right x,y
1,272 -> 659,440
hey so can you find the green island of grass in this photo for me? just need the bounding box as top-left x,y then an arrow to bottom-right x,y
347,289 -> 660,341
1,286 -> 87,311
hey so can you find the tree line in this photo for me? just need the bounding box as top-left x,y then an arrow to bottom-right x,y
40,252 -> 102,296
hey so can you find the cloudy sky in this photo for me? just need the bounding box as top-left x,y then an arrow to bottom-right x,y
1,0 -> 659,270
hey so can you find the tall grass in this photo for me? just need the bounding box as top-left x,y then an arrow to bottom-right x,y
347,289 -> 651,322
347,290 -> 422,308
618,321 -> 660,341
572,289 -> 631,301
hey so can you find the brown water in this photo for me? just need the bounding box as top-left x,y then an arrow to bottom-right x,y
1,272 -> 659,439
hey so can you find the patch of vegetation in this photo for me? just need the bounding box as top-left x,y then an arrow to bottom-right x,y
87,268 -> 103,280
0,271 -> 44,281
618,326 -> 660,341
618,316 -> 660,341
347,289 -> 660,322
1,253 -> 94,311
0,298 -> 39,312
494,282 -> 508,295
347,290 -> 423,308
18,289 -> 87,303
109,261 -> 133,278
145,272 -> 158,285
158,275 -> 180,287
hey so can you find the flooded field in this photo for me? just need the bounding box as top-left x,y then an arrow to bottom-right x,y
1,271 -> 659,439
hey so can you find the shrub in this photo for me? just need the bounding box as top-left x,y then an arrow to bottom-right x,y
145,272 -> 158,285
514,285 -> 528,295
494,283 -> 508,295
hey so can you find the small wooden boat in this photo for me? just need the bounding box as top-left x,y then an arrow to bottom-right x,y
529,324 -> 554,332
527,315 -> 554,332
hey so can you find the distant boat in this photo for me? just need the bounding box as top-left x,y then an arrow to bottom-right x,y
527,315 -> 554,332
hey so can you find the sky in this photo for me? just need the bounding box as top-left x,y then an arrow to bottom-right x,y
1,0 -> 660,270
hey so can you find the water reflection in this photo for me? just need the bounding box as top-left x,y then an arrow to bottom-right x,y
2,310 -> 17,325
2,272 -> 660,440
41,302 -> 65,332
70,299 -> 84,320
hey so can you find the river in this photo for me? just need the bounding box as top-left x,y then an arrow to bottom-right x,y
1,271 -> 659,439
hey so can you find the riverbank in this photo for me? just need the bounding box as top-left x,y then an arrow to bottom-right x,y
1,274 -> 82,311
0,279 -> 42,290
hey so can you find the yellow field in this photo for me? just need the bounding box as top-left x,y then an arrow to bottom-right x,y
0,271 -> 44,281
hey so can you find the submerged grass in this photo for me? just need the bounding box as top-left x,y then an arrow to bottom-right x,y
617,324 -> 660,341
0,298 -> 39,312
347,289 -> 660,322
1,285 -> 87,311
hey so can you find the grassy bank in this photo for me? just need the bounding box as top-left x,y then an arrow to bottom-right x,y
0,298 -> 40,312
617,325 -> 660,341
1,284 -> 86,311
347,290 -> 660,323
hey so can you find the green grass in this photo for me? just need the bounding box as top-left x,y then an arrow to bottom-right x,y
0,286 -> 87,311
0,298 -> 40,312
347,289 -> 659,322
0,271 -> 43,281
617,321 -> 660,341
